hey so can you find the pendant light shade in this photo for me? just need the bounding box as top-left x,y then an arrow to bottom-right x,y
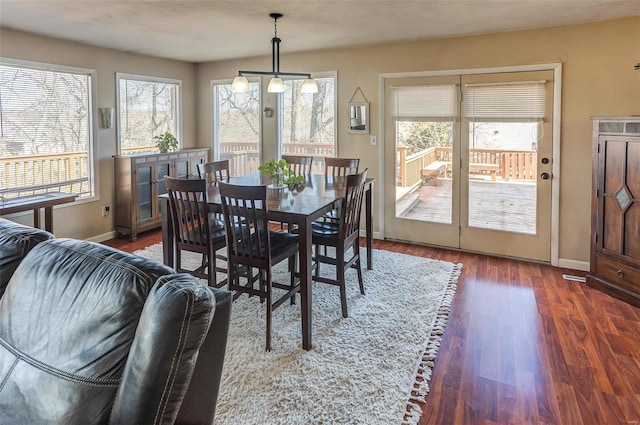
301,77 -> 319,94
267,77 -> 285,93
232,13 -> 316,94
231,75 -> 250,92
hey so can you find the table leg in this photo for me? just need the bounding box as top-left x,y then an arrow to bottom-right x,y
33,209 -> 41,230
366,183 -> 373,270
44,207 -> 53,233
298,218 -> 313,350
161,198 -> 174,268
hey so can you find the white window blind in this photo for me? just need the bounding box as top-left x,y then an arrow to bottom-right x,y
390,84 -> 458,120
464,81 -> 546,121
0,62 -> 93,198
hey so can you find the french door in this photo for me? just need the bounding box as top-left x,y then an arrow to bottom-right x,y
383,69 -> 555,261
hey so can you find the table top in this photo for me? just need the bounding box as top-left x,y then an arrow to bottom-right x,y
0,192 -> 77,215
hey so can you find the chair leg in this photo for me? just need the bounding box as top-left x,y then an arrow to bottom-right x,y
354,243 -> 365,295
338,247 -> 348,318
288,254 -> 296,305
266,270 -> 272,351
314,244 -> 320,277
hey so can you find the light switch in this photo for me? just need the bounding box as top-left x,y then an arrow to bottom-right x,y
370,135 -> 377,145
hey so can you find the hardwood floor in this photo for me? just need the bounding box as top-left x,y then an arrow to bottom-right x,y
105,230 -> 640,425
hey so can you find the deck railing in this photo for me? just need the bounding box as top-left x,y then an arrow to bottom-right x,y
0,151 -> 89,199
219,142 -> 335,176
5,143 -> 534,198
396,146 -> 537,187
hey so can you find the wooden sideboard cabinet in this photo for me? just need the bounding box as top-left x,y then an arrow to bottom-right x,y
587,117 -> 640,308
114,148 -> 208,241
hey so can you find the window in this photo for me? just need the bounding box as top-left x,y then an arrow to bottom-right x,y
212,79 -> 261,176
281,75 -> 336,171
0,60 -> 95,199
117,73 -> 181,154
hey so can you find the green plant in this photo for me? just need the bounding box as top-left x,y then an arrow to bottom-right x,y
153,132 -> 179,153
258,159 -> 304,188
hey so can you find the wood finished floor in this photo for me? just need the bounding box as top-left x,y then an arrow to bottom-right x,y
104,230 -> 640,425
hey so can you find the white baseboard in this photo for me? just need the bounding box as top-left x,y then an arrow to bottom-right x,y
558,258 -> 589,272
360,230 -> 383,240
87,231 -> 117,243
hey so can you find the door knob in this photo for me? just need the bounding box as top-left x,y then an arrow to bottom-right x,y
540,172 -> 550,180
541,157 -> 550,164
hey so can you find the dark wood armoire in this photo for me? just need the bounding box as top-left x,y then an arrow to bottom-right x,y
587,116 -> 640,308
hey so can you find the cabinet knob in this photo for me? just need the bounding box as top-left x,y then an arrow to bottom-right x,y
616,269 -> 625,278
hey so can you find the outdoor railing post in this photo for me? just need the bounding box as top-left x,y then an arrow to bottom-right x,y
397,146 -> 407,187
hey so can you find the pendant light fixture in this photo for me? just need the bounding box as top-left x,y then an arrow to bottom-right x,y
231,13 -> 318,94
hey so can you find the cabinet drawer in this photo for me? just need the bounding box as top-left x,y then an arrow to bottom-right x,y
595,255 -> 640,293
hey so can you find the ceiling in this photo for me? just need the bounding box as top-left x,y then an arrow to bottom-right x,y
1,1 -> 639,63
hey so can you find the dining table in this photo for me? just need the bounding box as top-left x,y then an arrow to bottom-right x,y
159,172 -> 374,351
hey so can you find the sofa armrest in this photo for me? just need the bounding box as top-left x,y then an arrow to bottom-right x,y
176,287 -> 232,424
110,274 -> 222,425
0,218 -> 54,297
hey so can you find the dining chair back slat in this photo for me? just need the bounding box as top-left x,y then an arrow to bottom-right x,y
324,157 -> 359,177
282,155 -> 313,176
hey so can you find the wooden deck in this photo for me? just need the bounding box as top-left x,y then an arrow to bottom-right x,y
397,178 -> 537,234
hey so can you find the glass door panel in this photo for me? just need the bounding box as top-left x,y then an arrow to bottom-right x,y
467,122 -> 538,234
136,165 -> 152,222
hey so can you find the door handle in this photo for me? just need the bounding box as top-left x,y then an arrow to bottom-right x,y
540,172 -> 550,180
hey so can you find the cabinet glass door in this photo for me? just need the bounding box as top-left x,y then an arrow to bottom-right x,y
137,165 -> 153,221
155,162 -> 171,219
174,159 -> 189,178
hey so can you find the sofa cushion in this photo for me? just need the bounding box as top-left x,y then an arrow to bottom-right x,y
0,218 -> 54,297
0,238 -> 177,424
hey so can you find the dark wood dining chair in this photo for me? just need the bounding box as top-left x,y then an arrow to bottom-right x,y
324,157 -> 359,177
218,182 -> 300,351
307,169 -> 368,318
282,154 -> 313,176
197,160 -> 231,187
322,157 -> 360,223
165,176 -> 227,288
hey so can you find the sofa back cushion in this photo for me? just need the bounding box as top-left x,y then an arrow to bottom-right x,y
0,218 -> 54,297
0,238 -> 178,424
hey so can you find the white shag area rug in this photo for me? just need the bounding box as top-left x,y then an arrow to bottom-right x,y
134,243 -> 461,425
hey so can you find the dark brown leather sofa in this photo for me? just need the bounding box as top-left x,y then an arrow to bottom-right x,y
0,218 -> 231,424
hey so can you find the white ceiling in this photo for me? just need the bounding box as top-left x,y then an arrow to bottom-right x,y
1,1 -> 639,63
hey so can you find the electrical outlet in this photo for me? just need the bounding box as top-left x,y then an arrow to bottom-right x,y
370,135 -> 377,145
101,206 -> 110,217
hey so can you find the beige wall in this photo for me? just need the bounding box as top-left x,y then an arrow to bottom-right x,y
1,16 -> 638,264
0,29 -> 198,241
198,16 -> 640,265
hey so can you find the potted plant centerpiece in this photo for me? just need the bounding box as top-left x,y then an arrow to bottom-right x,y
153,132 -> 179,153
258,158 -> 304,190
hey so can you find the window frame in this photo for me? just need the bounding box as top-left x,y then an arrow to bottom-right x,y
0,57 -> 98,201
115,72 -> 183,155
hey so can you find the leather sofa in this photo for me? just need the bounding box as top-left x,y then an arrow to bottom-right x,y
0,218 -> 232,424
